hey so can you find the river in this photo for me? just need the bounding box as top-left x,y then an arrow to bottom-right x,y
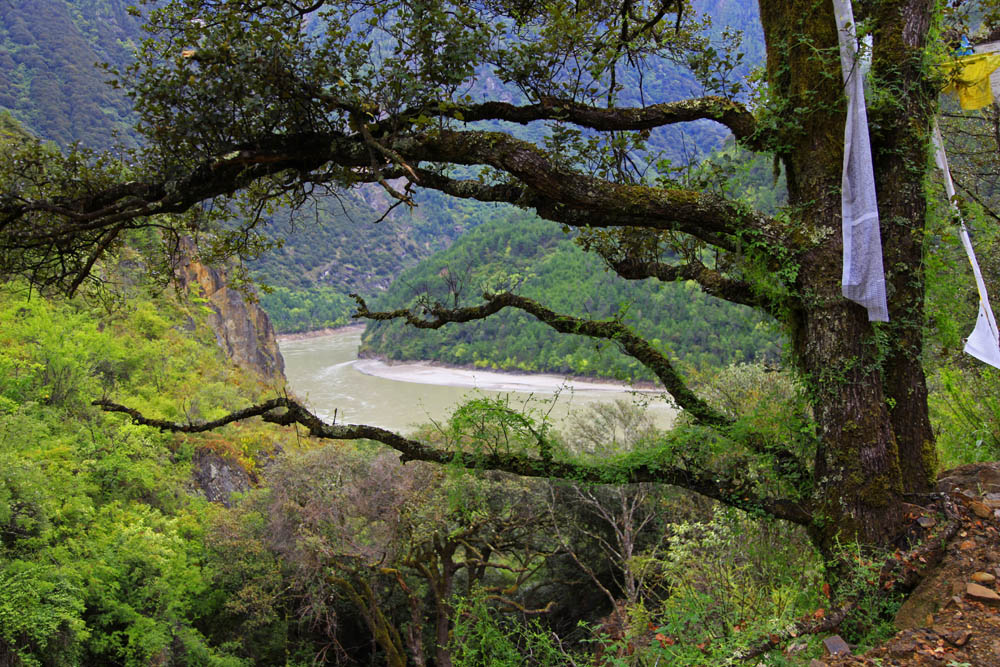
279,327 -> 676,435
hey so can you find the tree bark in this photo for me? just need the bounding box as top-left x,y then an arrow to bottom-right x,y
759,0 -> 927,549
867,0 -> 938,495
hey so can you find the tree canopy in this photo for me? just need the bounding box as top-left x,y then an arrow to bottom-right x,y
0,0 -> 986,553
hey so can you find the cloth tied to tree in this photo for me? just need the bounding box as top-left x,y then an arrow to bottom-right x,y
932,121 -> 1000,368
942,53 -> 1000,111
833,0 -> 889,322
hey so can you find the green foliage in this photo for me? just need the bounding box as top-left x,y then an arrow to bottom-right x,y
0,110 -> 31,140
673,140 -> 788,215
693,361 -> 815,493
446,394 -> 556,461
2,0 -> 981,663
0,281 -> 282,665
830,541 -> 903,650
257,285 -> 355,333
450,590 -> 575,666
0,559 -> 87,667
0,274 -> 884,665
636,508 -> 823,664
0,0 -> 141,148
363,211 -> 782,378
930,366 -> 1000,467
923,154 -> 1000,469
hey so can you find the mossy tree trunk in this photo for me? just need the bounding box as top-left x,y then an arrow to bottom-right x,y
761,0 -> 936,549
868,0 -> 938,496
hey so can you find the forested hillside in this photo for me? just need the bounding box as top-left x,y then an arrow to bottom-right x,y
362,211 -> 782,377
251,0 -> 768,334
250,187 -> 487,332
0,0 -> 141,148
0,0 -> 772,341
0,0 -> 477,325
0,272 -> 838,665
0,276 -> 294,663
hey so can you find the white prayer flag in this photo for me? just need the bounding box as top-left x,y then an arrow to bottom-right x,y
932,120 -> 1000,369
833,0 -> 890,322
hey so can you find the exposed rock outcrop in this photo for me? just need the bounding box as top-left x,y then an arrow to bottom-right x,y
190,449 -> 252,507
172,243 -> 285,381
821,462 -> 1000,667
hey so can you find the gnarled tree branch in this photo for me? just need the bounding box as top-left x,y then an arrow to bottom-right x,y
408,96 -> 759,146
2,127 -> 786,293
93,397 -> 812,525
353,290 -> 811,483
393,129 -> 783,253
352,290 -> 729,427
608,255 -> 795,320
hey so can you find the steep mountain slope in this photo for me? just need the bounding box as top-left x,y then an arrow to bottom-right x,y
250,186 -> 479,331
0,0 -> 470,320
0,0 -> 770,345
0,0 -> 141,148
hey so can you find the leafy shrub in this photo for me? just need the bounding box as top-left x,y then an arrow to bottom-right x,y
0,282 -> 283,665
632,508 -> 822,664
930,365 -> 1000,467
451,591 -> 574,667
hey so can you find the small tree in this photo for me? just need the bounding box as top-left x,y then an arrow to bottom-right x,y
256,446 -> 555,666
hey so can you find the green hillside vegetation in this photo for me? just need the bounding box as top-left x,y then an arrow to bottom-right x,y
256,136 -> 789,338
0,0 -> 141,148
0,271 -> 841,664
0,0 -> 487,331
0,274 -> 292,664
361,211 -> 782,378
0,0 -> 769,338
2,238 -> 999,666
250,189 -> 486,333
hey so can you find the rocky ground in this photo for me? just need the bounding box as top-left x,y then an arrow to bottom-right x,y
814,463 -> 1000,667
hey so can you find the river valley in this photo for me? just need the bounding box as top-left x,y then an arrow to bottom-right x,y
279,327 -> 677,434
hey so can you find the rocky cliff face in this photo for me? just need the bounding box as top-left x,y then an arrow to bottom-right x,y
173,246 -> 286,382
190,449 -> 252,507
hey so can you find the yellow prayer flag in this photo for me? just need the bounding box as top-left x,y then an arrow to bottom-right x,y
942,53 -> 1000,110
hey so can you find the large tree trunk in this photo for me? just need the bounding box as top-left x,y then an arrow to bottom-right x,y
868,0 -> 938,495
759,0 -> 935,549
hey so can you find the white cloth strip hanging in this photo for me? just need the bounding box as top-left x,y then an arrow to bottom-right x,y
931,120 -> 1000,368
832,0 -> 890,321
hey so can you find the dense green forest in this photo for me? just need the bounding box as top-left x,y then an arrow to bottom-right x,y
0,0 -> 140,148
0,0 -> 505,333
250,188 -> 491,332
362,211 -> 782,377
2,259 -> 998,665
0,277 -> 282,664
0,0 -> 772,341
